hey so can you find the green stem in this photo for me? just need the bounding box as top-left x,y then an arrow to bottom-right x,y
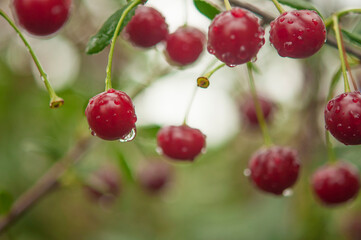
224,0 -> 232,11
246,62 -> 272,146
325,132 -> 337,163
324,9 -> 361,28
183,86 -> 198,125
204,63 -> 226,78
105,0 -> 141,91
0,9 -> 63,108
184,0 -> 189,26
271,0 -> 285,14
332,14 -> 351,92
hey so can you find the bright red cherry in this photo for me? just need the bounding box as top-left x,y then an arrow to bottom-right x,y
240,95 -> 274,126
312,161 -> 360,205
269,10 -> 326,58
248,146 -> 300,195
137,161 -> 172,193
124,5 -> 168,48
165,26 -> 206,66
85,89 -> 137,141
13,0 -> 72,36
207,7 -> 265,66
157,125 -> 206,161
324,91 -> 361,145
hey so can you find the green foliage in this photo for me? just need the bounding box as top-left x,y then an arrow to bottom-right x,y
278,0 -> 322,17
342,29 -> 361,46
0,191 -> 13,215
193,0 -> 221,20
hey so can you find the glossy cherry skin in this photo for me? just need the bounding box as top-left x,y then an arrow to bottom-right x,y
124,5 -> 168,48
157,125 -> 206,161
207,7 -> 265,66
324,91 -> 361,145
248,146 -> 300,195
312,162 -> 360,205
165,26 -> 206,66
85,89 -> 137,141
241,95 -> 274,126
269,10 -> 326,58
13,0 -> 72,36
137,161 -> 172,193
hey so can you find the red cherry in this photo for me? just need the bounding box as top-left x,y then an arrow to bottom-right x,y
137,161 -> 172,193
157,125 -> 206,161
248,146 -> 300,195
207,7 -> 265,66
85,89 -> 137,141
269,10 -> 326,58
13,0 -> 72,36
324,91 -> 361,145
312,161 -> 360,205
165,26 -> 206,66
124,5 -> 168,48
240,95 -> 274,126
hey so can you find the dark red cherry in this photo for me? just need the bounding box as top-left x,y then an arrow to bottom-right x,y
312,161 -> 360,205
240,95 -> 274,126
124,5 -> 168,48
157,125 -> 206,161
324,91 -> 361,145
13,0 -> 72,36
207,7 -> 265,66
165,26 -> 206,66
137,161 -> 172,193
248,146 -> 300,195
85,89 -> 137,141
269,10 -> 326,58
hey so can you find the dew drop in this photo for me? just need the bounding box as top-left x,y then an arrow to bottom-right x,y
201,147 -> 207,154
96,115 -> 101,120
181,147 -> 188,153
297,36 -> 303,40
240,45 -> 246,52
243,168 -> 251,177
119,128 -> 136,143
327,101 -> 334,111
251,56 -> 257,63
282,188 -> 293,197
279,17 -> 285,23
353,98 -> 359,103
230,34 -> 236,40
90,130 -> 96,136
287,20 -> 294,24
114,99 -> 121,105
337,123 -> 343,130
89,99 -> 94,104
312,19 -> 318,25
335,106 -> 341,113
156,146 -> 163,155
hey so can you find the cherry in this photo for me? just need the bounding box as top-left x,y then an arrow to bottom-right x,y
240,95 -> 274,126
311,161 -> 360,205
164,26 -> 206,66
85,89 -> 137,141
84,166 -> 121,205
124,5 -> 168,48
269,10 -> 326,58
248,146 -> 300,195
324,91 -> 361,145
207,7 -> 265,66
137,161 -> 172,193
157,125 -> 206,161
13,0 -> 72,36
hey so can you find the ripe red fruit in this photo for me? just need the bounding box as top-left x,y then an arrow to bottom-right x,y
324,91 -> 361,145
157,125 -> 206,161
124,5 -> 168,48
165,26 -> 206,66
269,10 -> 326,58
85,89 -> 137,141
13,0 -> 72,36
207,7 -> 265,66
248,146 -> 300,195
312,161 -> 360,205
240,95 -> 274,126
137,161 -> 172,193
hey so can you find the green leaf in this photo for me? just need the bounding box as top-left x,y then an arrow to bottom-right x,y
86,1 -> 139,54
0,191 -> 13,215
136,124 -> 161,139
342,29 -> 361,46
193,0 -> 221,20
116,151 -> 135,182
278,0 -> 322,17
327,67 -> 342,101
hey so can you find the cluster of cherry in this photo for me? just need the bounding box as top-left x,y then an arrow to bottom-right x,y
8,0 -> 361,206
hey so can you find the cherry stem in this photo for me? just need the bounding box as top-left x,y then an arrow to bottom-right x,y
271,0 -> 285,14
246,62 -> 272,146
324,9 -> 361,28
224,0 -> 232,11
332,14 -> 351,93
183,86 -> 198,125
184,0 -> 189,26
105,0 -> 142,91
0,9 -> 64,108
325,131 -> 337,163
340,32 -> 358,90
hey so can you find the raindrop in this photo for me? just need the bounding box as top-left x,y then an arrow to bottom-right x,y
297,36 -> 302,40
353,98 -> 359,103
287,20 -> 294,24
243,168 -> 251,177
240,45 -> 246,52
119,128 -> 136,142
335,106 -> 341,113
282,189 -> 293,197
230,34 -> 236,40
251,56 -> 257,63
90,129 -> 96,136
114,99 -> 121,105
279,17 -> 285,23
156,147 -> 163,155
201,147 -> 207,154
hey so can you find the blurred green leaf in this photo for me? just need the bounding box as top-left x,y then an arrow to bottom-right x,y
136,124 -> 161,139
0,191 -> 13,215
86,1 -> 139,54
278,0 -> 322,17
193,0 -> 221,20
342,29 -> 361,46
327,67 -> 342,101
116,151 -> 134,182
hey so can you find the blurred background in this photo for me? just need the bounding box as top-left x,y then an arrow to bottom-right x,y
0,0 -> 361,239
